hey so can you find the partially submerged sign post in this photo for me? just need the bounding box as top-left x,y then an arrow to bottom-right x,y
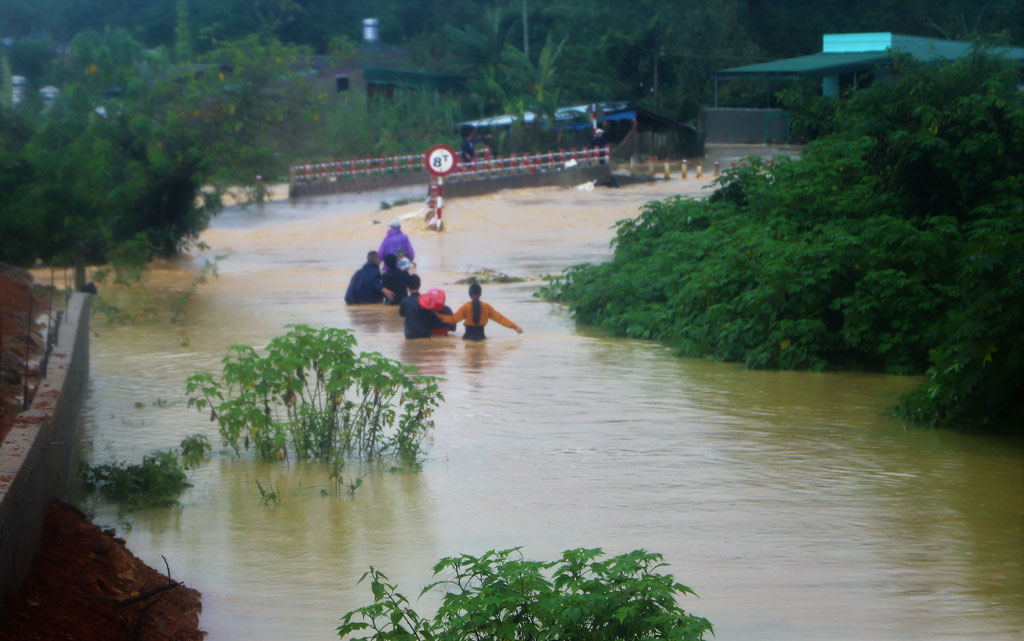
424,145 -> 457,231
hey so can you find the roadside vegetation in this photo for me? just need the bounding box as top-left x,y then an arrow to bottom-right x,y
78,433 -> 210,508
186,324 -> 442,466
540,52 -> 1023,434
338,547 -> 712,641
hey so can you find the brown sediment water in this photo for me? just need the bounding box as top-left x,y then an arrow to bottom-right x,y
71,174 -> 1023,641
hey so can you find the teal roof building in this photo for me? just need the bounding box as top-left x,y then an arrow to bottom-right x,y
716,32 -> 1024,99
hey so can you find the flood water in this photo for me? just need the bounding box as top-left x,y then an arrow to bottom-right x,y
74,175 -> 1023,640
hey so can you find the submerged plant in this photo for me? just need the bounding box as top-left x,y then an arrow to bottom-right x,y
338,547 -> 713,641
186,324 -> 443,464
179,433 -> 212,469
79,450 -> 191,508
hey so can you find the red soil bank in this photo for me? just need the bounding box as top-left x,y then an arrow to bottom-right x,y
0,501 -> 204,641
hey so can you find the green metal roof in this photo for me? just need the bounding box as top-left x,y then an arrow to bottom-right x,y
717,33 -> 1024,79
716,51 -> 893,77
362,66 -> 464,91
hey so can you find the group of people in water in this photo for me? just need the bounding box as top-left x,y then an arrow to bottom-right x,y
344,220 -> 523,341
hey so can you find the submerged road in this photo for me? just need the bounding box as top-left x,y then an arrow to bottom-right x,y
76,174 -> 1024,641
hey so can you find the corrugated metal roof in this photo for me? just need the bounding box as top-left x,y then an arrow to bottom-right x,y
718,33 -> 1024,78
362,66 -> 464,90
716,51 -> 893,77
458,102 -> 696,132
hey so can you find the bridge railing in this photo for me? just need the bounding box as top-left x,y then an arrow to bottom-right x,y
289,152 -> 425,183
288,146 -> 610,185
446,147 -> 609,182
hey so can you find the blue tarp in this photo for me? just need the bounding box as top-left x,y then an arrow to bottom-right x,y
558,110 -> 636,130
601,110 -> 637,122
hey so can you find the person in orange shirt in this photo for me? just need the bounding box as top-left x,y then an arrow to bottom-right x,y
439,283 -> 524,341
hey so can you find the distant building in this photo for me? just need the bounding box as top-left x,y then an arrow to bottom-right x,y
715,32 -> 1024,100
39,85 -> 59,107
302,21 -> 464,100
10,75 -> 26,107
705,32 -> 1024,143
306,58 -> 464,99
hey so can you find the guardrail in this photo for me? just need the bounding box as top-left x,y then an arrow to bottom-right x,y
447,147 -> 609,182
288,146 -> 610,185
289,153 -> 426,183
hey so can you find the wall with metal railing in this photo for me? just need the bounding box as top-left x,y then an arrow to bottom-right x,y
289,153 -> 425,183
287,147 -> 611,200
445,147 -> 609,181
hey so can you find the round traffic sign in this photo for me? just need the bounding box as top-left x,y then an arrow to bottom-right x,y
425,145 -> 458,176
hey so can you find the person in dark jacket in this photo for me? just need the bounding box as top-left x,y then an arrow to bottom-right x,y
399,275 -> 455,339
459,125 -> 491,163
344,251 -> 383,304
380,254 -> 409,305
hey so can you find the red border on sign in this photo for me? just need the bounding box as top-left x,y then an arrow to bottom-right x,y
424,144 -> 458,176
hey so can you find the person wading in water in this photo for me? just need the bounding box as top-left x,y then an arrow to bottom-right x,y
439,283 -> 523,341
399,275 -> 454,339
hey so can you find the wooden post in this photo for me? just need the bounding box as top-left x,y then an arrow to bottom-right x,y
23,293 -> 32,410
74,242 -> 86,291
696,161 -> 703,178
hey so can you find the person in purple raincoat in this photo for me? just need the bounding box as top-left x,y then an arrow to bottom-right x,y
378,220 -> 415,271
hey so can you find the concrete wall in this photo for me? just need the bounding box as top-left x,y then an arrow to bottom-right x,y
701,108 -> 790,144
0,293 -> 90,607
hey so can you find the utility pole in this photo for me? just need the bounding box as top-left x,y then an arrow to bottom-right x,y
653,46 -> 660,111
522,0 -> 529,59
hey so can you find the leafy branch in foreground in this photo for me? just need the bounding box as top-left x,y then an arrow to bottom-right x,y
338,547 -> 713,641
186,324 -> 442,464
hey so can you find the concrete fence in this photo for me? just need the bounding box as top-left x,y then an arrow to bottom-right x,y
0,293 -> 90,609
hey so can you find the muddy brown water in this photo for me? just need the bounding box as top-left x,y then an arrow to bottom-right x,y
71,175 -> 1022,640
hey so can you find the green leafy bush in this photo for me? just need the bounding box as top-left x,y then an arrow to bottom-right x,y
338,548 -> 712,641
540,50 -> 1023,433
79,450 -> 191,508
186,324 -> 442,463
179,433 -> 211,469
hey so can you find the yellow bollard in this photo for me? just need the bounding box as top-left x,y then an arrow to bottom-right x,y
714,161 -> 720,177
681,159 -> 688,180
696,161 -> 703,178
663,162 -> 670,180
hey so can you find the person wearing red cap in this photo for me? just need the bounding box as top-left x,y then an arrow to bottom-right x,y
399,275 -> 454,339
418,288 -> 455,336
